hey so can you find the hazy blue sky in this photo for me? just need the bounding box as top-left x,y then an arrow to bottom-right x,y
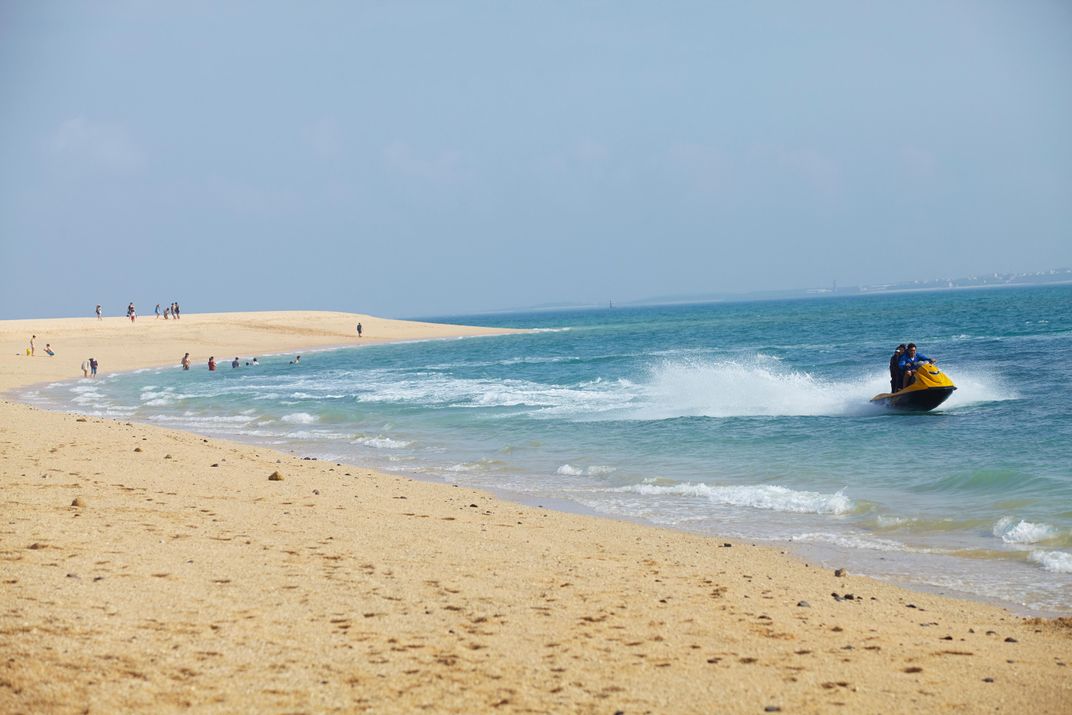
1,1 -> 1070,318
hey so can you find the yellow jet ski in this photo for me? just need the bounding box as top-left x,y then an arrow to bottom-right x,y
871,362 -> 956,412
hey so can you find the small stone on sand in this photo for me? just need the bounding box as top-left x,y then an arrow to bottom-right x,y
71,497 -> 86,507
269,471 -> 284,481
133,447 -> 143,452
1004,637 -> 1018,643
76,417 -> 87,422
834,568 -> 846,577
797,601 -> 810,608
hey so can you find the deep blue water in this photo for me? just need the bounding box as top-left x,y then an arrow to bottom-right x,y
29,285 -> 1072,613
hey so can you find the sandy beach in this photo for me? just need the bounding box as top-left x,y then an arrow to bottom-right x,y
1,312 -> 1069,714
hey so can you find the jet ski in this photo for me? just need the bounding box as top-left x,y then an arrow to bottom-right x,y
871,362 -> 956,412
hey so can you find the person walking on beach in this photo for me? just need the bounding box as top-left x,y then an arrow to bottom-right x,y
174,302 -> 181,319
127,303 -> 136,322
208,356 -> 216,371
164,306 -> 170,319
155,304 -> 161,319
181,353 -> 191,370
95,304 -> 102,320
29,335 -> 35,356
89,358 -> 98,377
356,322 -> 362,338
81,359 -> 89,378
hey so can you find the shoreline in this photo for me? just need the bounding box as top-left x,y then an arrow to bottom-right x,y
2,311 -> 1070,712
21,348 -> 1065,621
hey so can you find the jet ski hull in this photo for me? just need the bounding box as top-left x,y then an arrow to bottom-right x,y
874,386 -> 956,412
871,362 -> 957,412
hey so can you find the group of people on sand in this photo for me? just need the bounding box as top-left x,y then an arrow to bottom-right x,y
27,334 -> 56,357
185,352 -> 260,372
27,334 -> 98,377
888,343 -> 934,393
102,302 -> 182,321
155,302 -> 181,319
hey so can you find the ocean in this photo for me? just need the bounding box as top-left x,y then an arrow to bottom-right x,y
26,285 -> 1072,614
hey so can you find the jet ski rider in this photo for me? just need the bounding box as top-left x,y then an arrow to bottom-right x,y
889,344 -> 906,393
898,343 -> 934,389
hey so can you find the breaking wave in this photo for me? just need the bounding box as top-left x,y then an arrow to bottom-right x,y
611,482 -> 854,515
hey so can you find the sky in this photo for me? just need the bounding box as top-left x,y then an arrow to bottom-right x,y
1,1 -> 1070,319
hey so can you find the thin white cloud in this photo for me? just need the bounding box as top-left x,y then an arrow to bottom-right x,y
667,143 -> 729,196
382,141 -> 462,183
900,144 -> 938,180
301,116 -> 344,159
46,117 -> 145,173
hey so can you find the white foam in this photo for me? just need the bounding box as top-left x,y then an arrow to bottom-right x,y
281,412 -> 318,424
557,464 -> 617,477
148,413 -> 255,425
789,531 -> 912,552
613,482 -> 854,515
941,368 -> 1018,409
351,436 -> 411,449
994,517 -> 1056,545
1029,550 -> 1072,574
623,358 -> 882,419
443,459 -> 505,473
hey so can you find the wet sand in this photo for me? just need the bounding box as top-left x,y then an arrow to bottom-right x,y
1,312 -> 1069,713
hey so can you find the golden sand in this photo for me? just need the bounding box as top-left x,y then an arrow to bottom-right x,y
1,312 -> 1069,713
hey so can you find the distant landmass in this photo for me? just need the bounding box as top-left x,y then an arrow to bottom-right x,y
473,267 -> 1072,316
626,267 -> 1072,308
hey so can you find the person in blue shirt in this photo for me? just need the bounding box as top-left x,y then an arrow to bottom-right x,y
898,343 -> 933,388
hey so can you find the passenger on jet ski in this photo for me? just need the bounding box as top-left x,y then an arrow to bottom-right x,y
898,343 -> 934,389
889,344 -> 906,394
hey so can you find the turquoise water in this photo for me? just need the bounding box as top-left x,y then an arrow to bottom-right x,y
29,285 -> 1072,613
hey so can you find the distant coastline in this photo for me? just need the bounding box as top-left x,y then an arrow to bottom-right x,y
429,268 -> 1072,318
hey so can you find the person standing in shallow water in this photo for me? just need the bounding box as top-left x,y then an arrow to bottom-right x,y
181,353 -> 191,370
208,356 -> 216,371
